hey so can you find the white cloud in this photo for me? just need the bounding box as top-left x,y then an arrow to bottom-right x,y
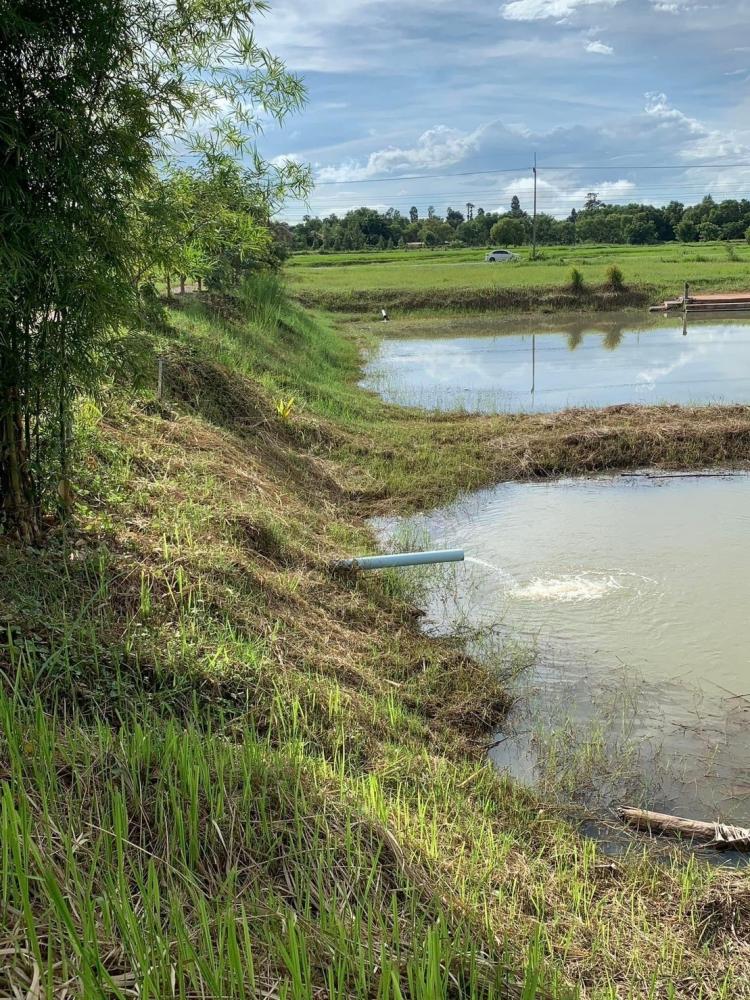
650,0 -> 696,10
316,124 -> 484,182
585,39 -> 614,53
644,92 -> 749,160
501,0 -> 623,22
501,175 -> 635,216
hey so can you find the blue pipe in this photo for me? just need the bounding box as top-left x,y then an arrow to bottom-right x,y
335,550 -> 465,571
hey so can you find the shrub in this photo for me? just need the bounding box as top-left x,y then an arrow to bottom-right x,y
605,265 -> 625,291
569,267 -> 585,294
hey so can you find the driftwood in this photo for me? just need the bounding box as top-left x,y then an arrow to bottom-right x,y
620,807 -> 750,852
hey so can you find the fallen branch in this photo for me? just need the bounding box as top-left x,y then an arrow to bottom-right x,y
620,807 -> 750,852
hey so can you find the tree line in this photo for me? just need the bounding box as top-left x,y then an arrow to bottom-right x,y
1,0 -> 309,540
287,193 -> 750,251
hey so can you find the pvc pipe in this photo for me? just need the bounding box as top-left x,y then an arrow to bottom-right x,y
334,549 -> 465,571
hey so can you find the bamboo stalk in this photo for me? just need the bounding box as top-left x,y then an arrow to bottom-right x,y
620,807 -> 750,851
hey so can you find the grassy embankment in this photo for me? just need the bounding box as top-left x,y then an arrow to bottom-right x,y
3,280 -> 750,998
288,241 -> 750,314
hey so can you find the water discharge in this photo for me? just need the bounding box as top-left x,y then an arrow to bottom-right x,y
376,474 -> 750,855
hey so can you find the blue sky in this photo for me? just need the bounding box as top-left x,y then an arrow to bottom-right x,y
254,0 -> 750,220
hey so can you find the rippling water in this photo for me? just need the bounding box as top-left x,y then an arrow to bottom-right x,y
363,315 -> 750,412
376,475 -> 750,848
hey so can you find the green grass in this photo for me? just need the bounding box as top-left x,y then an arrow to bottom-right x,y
287,241 -> 750,313
2,278 -> 750,997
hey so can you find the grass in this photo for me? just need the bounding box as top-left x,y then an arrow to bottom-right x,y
164,282 -> 750,514
287,241 -> 750,314
2,277 -> 750,997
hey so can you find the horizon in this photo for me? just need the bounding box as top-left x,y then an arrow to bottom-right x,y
253,0 -> 750,222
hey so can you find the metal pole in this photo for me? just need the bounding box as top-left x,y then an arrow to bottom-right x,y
334,550 -> 465,572
683,281 -> 690,336
532,154 -> 538,261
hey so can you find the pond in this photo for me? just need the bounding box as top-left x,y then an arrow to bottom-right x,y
376,474 -> 750,855
362,314 -> 750,412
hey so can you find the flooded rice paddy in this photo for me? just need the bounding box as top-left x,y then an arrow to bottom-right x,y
363,314 -> 750,412
376,474 -> 750,857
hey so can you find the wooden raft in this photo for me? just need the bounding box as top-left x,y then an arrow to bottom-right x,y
650,292 -> 750,314
620,807 -> 750,852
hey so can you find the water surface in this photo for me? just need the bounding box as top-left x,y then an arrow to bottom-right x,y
363,315 -> 750,412
377,474 -> 750,848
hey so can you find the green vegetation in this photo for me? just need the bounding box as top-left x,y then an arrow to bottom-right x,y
284,194 -> 750,252
3,283 -> 750,997
568,268 -> 585,294
605,265 -> 626,292
287,241 -> 750,313
0,0 -> 309,541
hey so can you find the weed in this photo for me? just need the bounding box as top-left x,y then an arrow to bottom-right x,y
275,395 -> 297,422
569,267 -> 586,294
605,264 -> 626,291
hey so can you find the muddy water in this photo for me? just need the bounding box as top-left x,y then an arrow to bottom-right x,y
363,314 -> 750,412
376,474 -> 750,854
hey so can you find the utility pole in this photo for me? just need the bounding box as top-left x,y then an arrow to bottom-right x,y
532,154 -> 538,260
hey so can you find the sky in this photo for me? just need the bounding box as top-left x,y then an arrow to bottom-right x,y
252,0 -> 750,221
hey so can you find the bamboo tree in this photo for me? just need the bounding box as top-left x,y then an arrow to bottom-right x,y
0,0 -> 310,540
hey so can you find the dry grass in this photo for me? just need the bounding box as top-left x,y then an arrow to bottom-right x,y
341,403 -> 750,515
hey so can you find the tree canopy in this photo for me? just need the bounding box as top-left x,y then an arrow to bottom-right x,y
0,0 -> 309,538
289,193 -> 750,253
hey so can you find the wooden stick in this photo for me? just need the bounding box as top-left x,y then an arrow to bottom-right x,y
620,807 -> 750,851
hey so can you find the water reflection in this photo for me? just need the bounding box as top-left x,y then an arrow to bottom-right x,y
363,314 -> 750,413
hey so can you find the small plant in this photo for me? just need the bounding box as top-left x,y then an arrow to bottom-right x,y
275,396 -> 296,422
725,242 -> 739,261
605,264 -> 625,291
569,267 -> 585,294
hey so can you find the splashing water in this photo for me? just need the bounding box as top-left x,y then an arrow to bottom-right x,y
510,574 -> 623,604
465,558 -> 646,604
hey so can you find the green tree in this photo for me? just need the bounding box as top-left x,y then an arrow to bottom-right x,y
624,215 -> 659,245
489,218 -> 525,246
420,221 -> 452,246
583,192 -> 604,211
0,0 -> 309,539
445,207 -> 465,228
698,221 -> 722,242
676,220 -> 698,243
409,206 -> 419,224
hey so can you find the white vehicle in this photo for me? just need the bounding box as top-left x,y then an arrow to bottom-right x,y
485,249 -> 519,263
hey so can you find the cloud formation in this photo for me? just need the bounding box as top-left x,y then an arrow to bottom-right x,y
316,125 -> 485,182
585,39 -> 614,53
501,0 -> 622,21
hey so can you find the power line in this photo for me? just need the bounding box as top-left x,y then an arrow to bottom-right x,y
313,162 -> 750,187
